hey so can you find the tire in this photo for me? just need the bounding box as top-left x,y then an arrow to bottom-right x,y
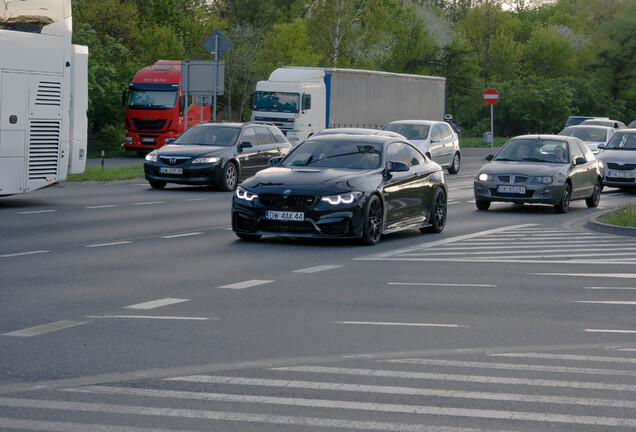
421,188 -> 447,233
555,183 -> 571,214
360,195 -> 383,245
447,152 -> 461,174
475,200 -> 490,210
236,233 -> 262,242
149,180 -> 166,189
220,162 -> 238,191
586,180 -> 601,208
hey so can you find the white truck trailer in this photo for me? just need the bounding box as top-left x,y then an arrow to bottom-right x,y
251,67 -> 446,145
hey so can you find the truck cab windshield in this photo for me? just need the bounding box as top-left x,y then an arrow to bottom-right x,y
127,89 -> 178,110
253,91 -> 299,113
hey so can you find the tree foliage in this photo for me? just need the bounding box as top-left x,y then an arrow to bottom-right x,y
72,0 -> 636,146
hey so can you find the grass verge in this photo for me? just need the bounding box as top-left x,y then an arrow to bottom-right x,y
66,165 -> 145,181
597,202 -> 636,228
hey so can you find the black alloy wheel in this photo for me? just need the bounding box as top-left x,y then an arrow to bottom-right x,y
555,183 -> 571,214
585,180 -> 601,208
361,195 -> 383,245
422,188 -> 447,233
220,162 -> 238,191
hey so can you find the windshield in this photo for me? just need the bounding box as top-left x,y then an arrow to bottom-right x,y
494,139 -> 569,164
253,91 -> 299,113
604,133 -> 636,150
383,123 -> 430,141
127,89 -> 178,110
174,126 -> 240,147
560,127 -> 608,142
282,140 -> 382,169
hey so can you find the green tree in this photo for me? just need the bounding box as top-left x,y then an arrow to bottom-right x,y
522,26 -> 576,78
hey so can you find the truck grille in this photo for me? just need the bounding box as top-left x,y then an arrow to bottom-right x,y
28,120 -> 60,180
131,119 -> 167,131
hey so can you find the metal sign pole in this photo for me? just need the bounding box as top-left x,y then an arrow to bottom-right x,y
213,34 -> 218,122
490,104 -> 494,149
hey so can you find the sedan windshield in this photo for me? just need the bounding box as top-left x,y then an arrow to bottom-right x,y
174,126 -> 240,146
494,139 -> 569,163
383,123 -> 430,141
283,140 -> 382,169
604,133 -> 636,150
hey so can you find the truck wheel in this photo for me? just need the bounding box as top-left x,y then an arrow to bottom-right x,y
149,180 -> 166,189
220,162 -> 238,191
447,153 -> 460,174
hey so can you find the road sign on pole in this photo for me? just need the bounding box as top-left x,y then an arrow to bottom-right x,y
484,89 -> 499,149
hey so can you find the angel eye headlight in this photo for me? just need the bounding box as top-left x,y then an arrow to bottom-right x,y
235,187 -> 258,202
321,191 -> 363,205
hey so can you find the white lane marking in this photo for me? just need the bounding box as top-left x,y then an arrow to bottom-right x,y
2,320 -> 87,337
388,282 -> 496,288
0,396 -> 505,432
385,358 -> 636,377
125,298 -> 190,310
161,232 -> 203,239
63,386 -> 636,428
133,201 -> 165,206
585,287 -> 636,290
533,273 -> 636,279
86,241 -> 132,248
293,265 -> 343,273
0,418 -> 195,432
86,315 -> 212,321
0,250 -> 50,258
490,352 -> 636,364
84,205 -> 120,209
586,329 -> 636,334
17,210 -> 56,214
364,257 -> 636,265
185,198 -> 208,202
168,375 -> 636,409
273,366 -> 636,392
335,321 -> 465,328
356,224 -> 539,259
218,280 -> 274,289
573,301 -> 636,305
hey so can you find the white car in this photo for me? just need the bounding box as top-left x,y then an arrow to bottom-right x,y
559,125 -> 615,154
382,120 -> 461,174
580,118 -> 626,130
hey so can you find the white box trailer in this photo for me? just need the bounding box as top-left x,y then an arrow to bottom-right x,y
251,67 -> 446,144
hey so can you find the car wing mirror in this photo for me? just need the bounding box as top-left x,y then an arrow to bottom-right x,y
238,141 -> 253,152
269,157 -> 282,166
388,160 -> 409,173
485,154 -> 494,161
574,156 -> 587,165
597,143 -> 605,150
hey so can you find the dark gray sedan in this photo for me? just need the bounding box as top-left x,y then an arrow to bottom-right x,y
597,129 -> 636,189
474,135 -> 602,213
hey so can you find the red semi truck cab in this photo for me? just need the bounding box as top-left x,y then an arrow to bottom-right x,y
123,60 -> 211,154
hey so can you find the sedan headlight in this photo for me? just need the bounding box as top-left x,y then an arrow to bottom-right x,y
235,187 -> 258,202
321,191 -> 363,205
477,173 -> 493,182
192,157 -> 219,164
532,176 -> 553,184
145,153 -> 157,162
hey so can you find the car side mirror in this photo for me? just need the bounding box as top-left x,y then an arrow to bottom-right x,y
269,157 -> 282,166
485,154 -> 494,161
597,143 -> 605,150
574,156 -> 587,165
388,161 -> 409,173
238,141 -> 253,152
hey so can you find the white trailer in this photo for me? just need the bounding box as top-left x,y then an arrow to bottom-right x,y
251,67 -> 446,144
0,0 -> 88,196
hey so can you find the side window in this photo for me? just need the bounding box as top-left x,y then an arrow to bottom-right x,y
440,124 -> 452,140
405,144 -> 426,166
270,128 -> 287,143
430,125 -> 442,141
255,126 -> 275,144
239,127 -> 258,147
386,142 -> 413,167
569,140 -> 586,162
576,141 -> 594,161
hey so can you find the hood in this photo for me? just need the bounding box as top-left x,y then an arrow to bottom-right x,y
598,149 -> 636,163
156,144 -> 229,157
481,161 -> 567,176
242,167 -> 381,194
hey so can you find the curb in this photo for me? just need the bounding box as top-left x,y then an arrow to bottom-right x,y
585,208 -> 636,238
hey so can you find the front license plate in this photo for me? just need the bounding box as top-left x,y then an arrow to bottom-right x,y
265,210 -> 304,221
159,167 -> 183,174
608,171 -> 633,179
141,138 -> 155,143
497,185 -> 526,194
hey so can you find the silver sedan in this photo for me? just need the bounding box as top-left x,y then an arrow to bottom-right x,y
474,135 -> 602,213
597,129 -> 636,189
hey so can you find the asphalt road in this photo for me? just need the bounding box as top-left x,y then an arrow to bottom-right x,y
1,150 -> 636,431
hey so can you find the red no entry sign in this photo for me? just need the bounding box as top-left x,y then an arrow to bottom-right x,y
484,88 -> 499,105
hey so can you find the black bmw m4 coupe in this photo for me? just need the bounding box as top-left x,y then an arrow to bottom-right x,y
231,133 -> 448,245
